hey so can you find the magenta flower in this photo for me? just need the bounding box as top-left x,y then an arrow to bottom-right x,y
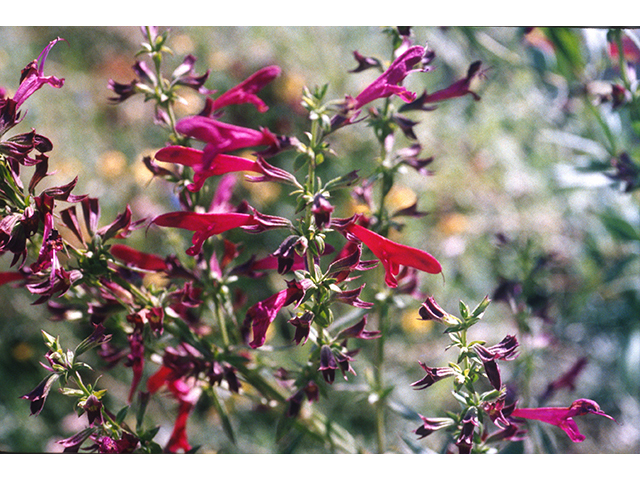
244,279 -> 306,348
152,207 -> 291,256
352,44 -> 429,110
12,38 -> 65,110
155,144 -> 295,192
510,398 -> 616,443
208,65 -> 281,113
336,216 -> 442,288
175,116 -> 279,172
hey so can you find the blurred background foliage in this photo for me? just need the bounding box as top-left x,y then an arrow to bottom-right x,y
0,26 -> 639,453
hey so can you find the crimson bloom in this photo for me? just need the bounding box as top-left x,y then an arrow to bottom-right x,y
110,244 -> 168,272
155,144 -> 296,192
335,216 -> 442,288
152,207 -> 291,256
208,65 -> 281,113
147,365 -> 201,453
175,116 -> 279,172
510,398 -> 616,443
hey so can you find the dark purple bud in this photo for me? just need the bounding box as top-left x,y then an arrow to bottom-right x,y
455,409 -> 478,454
410,362 -> 455,390
107,79 -> 138,103
336,315 -> 381,341
418,296 -> 448,322
414,414 -> 453,439
289,311 -> 314,345
335,284 -> 374,309
57,427 -> 95,453
273,235 -> 306,274
286,389 -> 305,418
82,394 -> 104,425
348,50 -> 383,73
311,194 -> 334,230
81,197 -> 100,237
21,373 -> 60,416
318,345 -> 337,384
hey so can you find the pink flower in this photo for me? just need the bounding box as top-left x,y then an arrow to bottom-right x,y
352,44 -> 429,111
152,207 -> 290,256
209,65 -> 281,113
511,398 -> 616,443
12,38 -> 65,109
336,216 -> 442,288
175,116 -> 278,172
155,144 -> 295,192
243,280 -> 306,348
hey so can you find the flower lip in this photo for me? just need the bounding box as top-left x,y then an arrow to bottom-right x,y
510,398 -> 617,443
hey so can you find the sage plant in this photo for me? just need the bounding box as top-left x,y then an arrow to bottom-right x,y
0,26 -> 618,453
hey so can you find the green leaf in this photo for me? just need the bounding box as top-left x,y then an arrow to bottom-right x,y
458,300 -> 470,319
209,387 -> 236,444
600,212 -> 640,242
471,295 -> 491,319
115,405 -> 129,425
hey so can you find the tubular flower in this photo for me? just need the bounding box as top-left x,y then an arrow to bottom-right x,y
244,279 -> 306,348
208,65 -> 281,113
147,365 -> 202,453
352,44 -> 430,110
175,116 -> 278,172
12,38 -> 66,110
155,144 -> 295,192
109,244 -> 169,272
152,208 -> 290,256
510,398 -> 616,443
335,216 -> 442,288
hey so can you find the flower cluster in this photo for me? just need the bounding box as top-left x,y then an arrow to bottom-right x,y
2,27 -> 620,454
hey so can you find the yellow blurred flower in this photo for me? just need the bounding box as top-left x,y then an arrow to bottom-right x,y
244,177 -> 282,207
98,150 -> 127,179
437,212 -> 468,236
400,309 -> 433,335
143,272 -> 170,290
386,185 -> 417,211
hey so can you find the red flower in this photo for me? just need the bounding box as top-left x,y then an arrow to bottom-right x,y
209,65 -> 281,113
337,216 -> 442,288
110,244 -> 168,271
510,398 -> 616,443
155,145 -> 295,192
152,208 -> 290,256
147,365 -> 201,453
175,116 -> 278,173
